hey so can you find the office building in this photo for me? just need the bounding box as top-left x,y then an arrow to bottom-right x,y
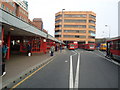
55,11 -> 96,44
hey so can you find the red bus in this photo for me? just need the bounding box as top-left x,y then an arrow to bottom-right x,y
74,43 -> 78,49
79,44 -> 85,49
79,43 -> 96,50
106,36 -> 120,62
84,43 -> 96,50
68,43 -> 78,50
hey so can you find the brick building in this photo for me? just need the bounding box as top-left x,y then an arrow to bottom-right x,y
33,18 -> 43,30
0,0 -> 48,33
0,0 -> 29,22
55,11 -> 96,45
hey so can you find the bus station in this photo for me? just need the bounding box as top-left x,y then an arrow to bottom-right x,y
0,8 -> 64,60
0,8 -> 66,88
0,0 -> 120,89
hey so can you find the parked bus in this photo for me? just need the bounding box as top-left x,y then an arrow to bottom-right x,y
106,36 -> 120,62
68,43 -> 78,50
99,43 -> 107,51
84,43 -> 96,50
79,44 -> 85,49
79,43 -> 96,50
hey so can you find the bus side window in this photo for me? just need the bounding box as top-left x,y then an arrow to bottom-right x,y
118,40 -> 120,50
113,41 -> 118,50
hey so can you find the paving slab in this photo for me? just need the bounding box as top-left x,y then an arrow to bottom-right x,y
1,50 -> 66,89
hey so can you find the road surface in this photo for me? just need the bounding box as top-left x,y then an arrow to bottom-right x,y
7,49 -> 120,89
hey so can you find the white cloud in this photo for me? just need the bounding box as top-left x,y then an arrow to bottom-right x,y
27,0 -> 119,38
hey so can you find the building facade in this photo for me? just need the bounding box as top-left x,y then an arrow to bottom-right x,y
0,0 -> 48,33
0,0 -> 29,22
33,18 -> 43,30
55,11 -> 96,44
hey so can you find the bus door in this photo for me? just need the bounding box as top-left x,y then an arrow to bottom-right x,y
106,41 -> 111,56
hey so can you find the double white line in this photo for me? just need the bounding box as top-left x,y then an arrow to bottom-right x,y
69,52 -> 80,89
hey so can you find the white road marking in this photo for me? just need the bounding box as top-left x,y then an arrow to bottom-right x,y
69,50 -> 83,89
98,50 -> 106,56
71,50 -> 76,53
69,50 -> 78,89
69,55 -> 74,88
71,50 -> 78,56
72,53 -> 77,56
65,60 -> 68,63
74,50 -> 79,54
74,53 -> 80,89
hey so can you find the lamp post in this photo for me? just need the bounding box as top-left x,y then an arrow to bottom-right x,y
61,9 -> 65,42
105,25 -> 111,38
101,31 -> 105,38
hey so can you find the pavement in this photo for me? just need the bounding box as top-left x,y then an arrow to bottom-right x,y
1,49 -> 66,89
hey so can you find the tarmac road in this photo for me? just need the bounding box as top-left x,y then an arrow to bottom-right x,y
8,49 -> 120,89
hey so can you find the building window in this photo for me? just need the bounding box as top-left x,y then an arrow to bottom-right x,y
89,20 -> 96,24
19,9 -> 21,12
55,25 -> 62,28
89,14 -> 96,19
55,32 -> 61,35
6,7 -> 9,12
1,4 -> 4,9
12,3 -> 15,7
9,2 -> 13,6
55,35 -> 61,37
79,35 -> 86,38
26,13 -> 28,16
64,30 -> 76,33
12,11 -> 16,15
63,35 -> 86,38
9,10 -> 12,14
89,25 -> 95,29
55,20 -> 62,23
55,30 -> 62,35
6,0 -> 9,2
55,30 -> 62,33
64,14 -> 87,18
64,35 -> 75,38
75,35 -> 79,38
55,14 -> 62,19
89,30 -> 95,34
64,30 -> 86,33
64,19 -> 86,23
64,25 -> 86,28
79,30 -> 86,33
88,36 -> 95,39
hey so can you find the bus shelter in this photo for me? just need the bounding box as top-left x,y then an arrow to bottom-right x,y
0,8 -> 63,60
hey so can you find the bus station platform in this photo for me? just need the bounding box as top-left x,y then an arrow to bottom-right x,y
0,8 -> 65,89
1,50 -> 66,88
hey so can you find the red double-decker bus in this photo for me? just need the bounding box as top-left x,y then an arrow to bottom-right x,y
106,36 -> 120,62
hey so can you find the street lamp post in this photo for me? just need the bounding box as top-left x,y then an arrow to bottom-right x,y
105,25 -> 111,38
61,9 -> 65,42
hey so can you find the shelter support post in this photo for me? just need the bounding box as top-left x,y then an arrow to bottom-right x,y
6,32 -> 11,60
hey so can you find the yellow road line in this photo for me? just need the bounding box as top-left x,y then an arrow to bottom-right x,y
10,60 -> 53,89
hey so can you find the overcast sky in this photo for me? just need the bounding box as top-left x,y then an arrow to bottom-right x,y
27,0 -> 119,38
